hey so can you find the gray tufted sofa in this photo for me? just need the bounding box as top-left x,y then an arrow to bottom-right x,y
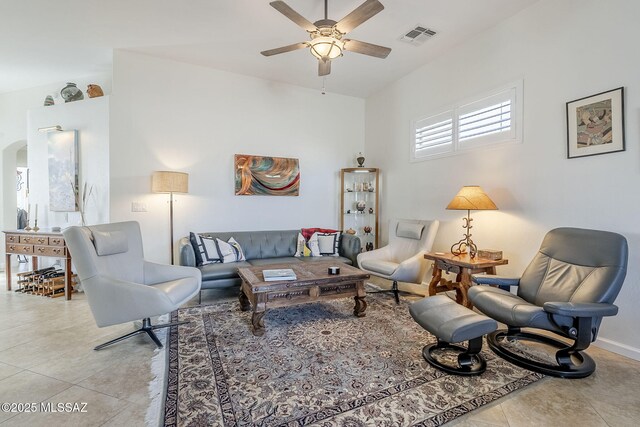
179,230 -> 361,291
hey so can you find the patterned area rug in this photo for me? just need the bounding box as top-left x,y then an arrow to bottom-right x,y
163,295 -> 543,426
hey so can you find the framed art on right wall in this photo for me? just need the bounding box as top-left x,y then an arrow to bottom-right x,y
566,87 -> 625,159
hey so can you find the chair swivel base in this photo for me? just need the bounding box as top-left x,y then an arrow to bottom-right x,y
487,329 -> 596,379
94,317 -> 189,351
367,280 -> 401,304
422,337 -> 487,376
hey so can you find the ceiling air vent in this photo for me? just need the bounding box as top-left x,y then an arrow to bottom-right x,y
400,25 -> 437,45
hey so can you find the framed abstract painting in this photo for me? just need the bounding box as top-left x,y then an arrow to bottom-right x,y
566,87 -> 625,159
234,154 -> 300,196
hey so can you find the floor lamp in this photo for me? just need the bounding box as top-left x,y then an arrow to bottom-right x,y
152,171 -> 189,264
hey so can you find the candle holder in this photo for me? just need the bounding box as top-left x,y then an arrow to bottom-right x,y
33,218 -> 40,232
24,219 -> 32,231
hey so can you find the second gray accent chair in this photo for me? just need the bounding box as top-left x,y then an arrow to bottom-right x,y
469,227 -> 628,378
357,219 -> 440,303
63,221 -> 201,350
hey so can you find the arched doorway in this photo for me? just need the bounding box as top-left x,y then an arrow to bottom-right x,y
1,139 -> 28,271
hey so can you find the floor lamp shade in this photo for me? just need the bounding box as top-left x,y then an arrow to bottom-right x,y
152,171 -> 189,194
152,171 -> 189,264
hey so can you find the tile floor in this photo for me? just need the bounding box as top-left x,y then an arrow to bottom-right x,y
0,273 -> 638,426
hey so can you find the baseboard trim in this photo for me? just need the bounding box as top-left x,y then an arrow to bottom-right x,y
594,337 -> 640,361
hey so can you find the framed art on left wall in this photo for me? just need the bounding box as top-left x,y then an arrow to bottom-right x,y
566,87 -> 625,159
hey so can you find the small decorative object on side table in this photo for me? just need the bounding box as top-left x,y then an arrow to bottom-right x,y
477,249 -> 502,260
424,252 -> 508,308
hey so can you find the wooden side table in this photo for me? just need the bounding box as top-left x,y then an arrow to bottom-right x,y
4,229 -> 74,300
424,252 -> 508,308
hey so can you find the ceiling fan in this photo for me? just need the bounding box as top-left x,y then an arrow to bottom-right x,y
261,0 -> 391,76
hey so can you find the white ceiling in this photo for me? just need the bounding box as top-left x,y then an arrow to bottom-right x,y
0,0 -> 538,98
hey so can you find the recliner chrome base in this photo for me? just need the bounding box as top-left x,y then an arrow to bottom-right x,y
94,317 -> 189,351
487,328 -> 596,379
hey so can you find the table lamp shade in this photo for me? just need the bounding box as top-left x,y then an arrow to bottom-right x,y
446,186 -> 497,211
152,171 -> 189,194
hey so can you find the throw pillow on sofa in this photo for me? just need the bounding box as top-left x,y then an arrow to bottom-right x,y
190,232 -> 221,266
215,237 -> 246,263
301,227 -> 338,241
316,232 -> 341,256
295,232 -> 320,257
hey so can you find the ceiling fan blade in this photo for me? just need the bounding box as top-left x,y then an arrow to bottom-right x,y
261,42 -> 308,56
269,1 -> 317,33
335,0 -> 384,34
319,59 -> 331,76
343,39 -> 391,58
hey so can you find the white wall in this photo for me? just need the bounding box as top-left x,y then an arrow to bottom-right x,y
27,96 -> 110,230
0,75 -> 111,269
365,0 -> 640,359
110,50 -> 365,263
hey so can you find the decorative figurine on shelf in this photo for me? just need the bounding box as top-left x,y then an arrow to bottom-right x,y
60,82 -> 84,103
87,84 -> 104,98
43,95 -> 54,106
356,201 -> 366,212
366,242 -> 374,251
368,207 -> 374,214
346,228 -> 356,235
368,182 -> 374,192
363,226 -> 372,234
346,209 -> 351,214
356,152 -> 365,167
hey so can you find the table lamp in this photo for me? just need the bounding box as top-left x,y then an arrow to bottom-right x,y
152,171 -> 189,264
446,185 -> 497,258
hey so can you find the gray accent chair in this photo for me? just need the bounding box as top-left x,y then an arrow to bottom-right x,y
357,219 -> 439,303
469,227 -> 628,378
63,221 -> 201,350
179,230 -> 361,296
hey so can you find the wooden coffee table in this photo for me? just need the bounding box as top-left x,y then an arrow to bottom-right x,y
237,261 -> 369,336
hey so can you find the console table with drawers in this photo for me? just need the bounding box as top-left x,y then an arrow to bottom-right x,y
3,229 -> 74,300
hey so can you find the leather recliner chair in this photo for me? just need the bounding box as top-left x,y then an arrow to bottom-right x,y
63,221 -> 202,350
468,227 -> 628,378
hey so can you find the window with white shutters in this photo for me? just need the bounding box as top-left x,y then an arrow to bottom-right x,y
411,80 -> 522,161
412,111 -> 453,159
458,87 -> 516,148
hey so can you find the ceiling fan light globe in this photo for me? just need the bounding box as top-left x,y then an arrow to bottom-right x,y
308,37 -> 344,60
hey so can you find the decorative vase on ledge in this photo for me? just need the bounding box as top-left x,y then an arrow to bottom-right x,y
60,82 -> 84,103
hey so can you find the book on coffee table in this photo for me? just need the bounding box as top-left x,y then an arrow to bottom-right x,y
263,268 -> 297,282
